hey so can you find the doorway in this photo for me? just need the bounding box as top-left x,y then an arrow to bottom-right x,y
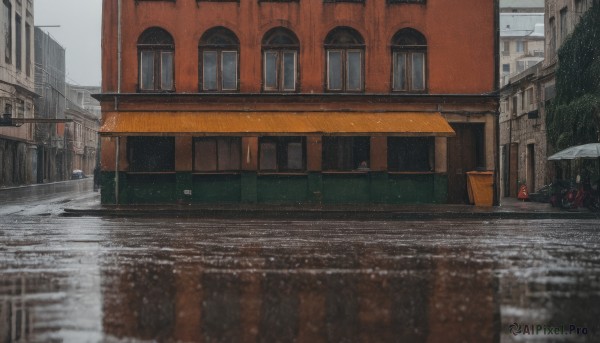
447,124 -> 485,204
527,143 -> 535,193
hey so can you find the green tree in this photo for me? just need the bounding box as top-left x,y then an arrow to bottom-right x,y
547,2 -> 600,151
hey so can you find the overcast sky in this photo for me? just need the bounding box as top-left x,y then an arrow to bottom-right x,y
35,0 -> 102,87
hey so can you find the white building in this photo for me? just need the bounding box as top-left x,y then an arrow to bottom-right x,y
499,13 -> 545,87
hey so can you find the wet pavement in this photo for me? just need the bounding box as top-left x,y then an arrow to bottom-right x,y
1,181 -> 600,342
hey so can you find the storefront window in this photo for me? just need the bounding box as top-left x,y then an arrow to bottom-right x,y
259,137 -> 306,172
194,137 -> 241,172
388,137 -> 434,172
128,136 -> 175,172
322,136 -> 370,171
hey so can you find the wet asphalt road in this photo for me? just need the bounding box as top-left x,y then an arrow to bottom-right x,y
1,181 -> 600,342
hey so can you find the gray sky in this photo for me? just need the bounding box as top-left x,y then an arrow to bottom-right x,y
35,0 -> 102,87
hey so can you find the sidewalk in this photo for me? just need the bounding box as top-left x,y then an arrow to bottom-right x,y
62,194 -> 600,220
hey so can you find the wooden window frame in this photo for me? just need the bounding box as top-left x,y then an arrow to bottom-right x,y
325,48 -> 364,92
193,137 -> 242,172
138,46 -> 175,92
392,49 -> 427,93
259,136 -> 306,173
262,49 -> 298,92
199,49 -> 239,92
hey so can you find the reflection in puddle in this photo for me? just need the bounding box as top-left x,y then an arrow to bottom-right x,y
1,219 -> 599,341
101,247 -> 499,342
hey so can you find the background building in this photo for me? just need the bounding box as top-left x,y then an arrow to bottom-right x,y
499,0 -> 597,197
34,27 -> 66,183
97,0 -> 499,205
65,84 -> 100,177
0,0 -> 36,187
500,0 -> 544,13
499,15 -> 544,87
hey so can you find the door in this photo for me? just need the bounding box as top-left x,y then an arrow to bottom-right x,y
447,124 -> 484,204
527,143 -> 535,193
509,143 -> 518,197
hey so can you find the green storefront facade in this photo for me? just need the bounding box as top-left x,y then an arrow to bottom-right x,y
100,171 -> 448,205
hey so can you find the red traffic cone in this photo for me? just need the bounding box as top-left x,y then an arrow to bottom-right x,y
517,184 -> 529,201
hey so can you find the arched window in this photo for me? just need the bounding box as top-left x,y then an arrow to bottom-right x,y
199,27 -> 239,92
324,27 -> 364,92
137,27 -> 174,92
262,28 -> 299,92
392,28 -> 427,92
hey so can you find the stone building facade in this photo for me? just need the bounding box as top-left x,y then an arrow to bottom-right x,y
499,0 -> 597,197
65,84 -> 100,176
0,0 -> 36,187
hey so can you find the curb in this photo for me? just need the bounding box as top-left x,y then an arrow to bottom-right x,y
61,208 -> 600,220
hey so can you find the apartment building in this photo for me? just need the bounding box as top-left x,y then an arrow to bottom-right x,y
97,0 -> 499,205
0,0 -> 36,187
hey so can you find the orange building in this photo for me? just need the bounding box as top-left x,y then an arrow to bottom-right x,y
97,0 -> 499,205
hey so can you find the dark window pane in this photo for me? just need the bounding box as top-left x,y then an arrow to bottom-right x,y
322,136 -> 369,171
260,142 -> 277,170
352,136 -> 370,169
140,51 -> 155,90
287,142 -> 303,170
217,138 -> 241,170
4,1 -> 11,63
412,53 -> 425,91
346,50 -> 361,91
264,52 -> 277,90
393,52 -> 407,91
327,50 -> 342,90
282,52 -> 296,91
25,24 -> 31,76
129,137 -> 175,172
195,139 -> 217,171
222,51 -> 237,90
161,51 -> 174,90
15,14 -> 21,70
388,137 -> 433,171
203,51 -> 217,90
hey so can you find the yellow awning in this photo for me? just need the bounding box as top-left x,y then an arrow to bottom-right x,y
100,111 -> 455,137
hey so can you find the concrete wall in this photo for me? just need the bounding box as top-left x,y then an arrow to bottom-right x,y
0,138 -> 36,186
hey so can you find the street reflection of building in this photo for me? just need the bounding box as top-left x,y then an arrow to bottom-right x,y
0,276 -> 33,342
100,248 -> 499,342
97,1 -> 499,205
0,0 -> 37,187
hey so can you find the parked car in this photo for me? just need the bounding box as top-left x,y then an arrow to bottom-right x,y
71,170 -> 86,179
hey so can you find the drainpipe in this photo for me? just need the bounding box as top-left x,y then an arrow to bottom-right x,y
115,0 -> 122,205
115,137 -> 120,205
493,0 -> 500,206
117,0 -> 122,93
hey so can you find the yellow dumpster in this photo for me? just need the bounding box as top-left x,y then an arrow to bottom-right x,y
466,171 -> 494,206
